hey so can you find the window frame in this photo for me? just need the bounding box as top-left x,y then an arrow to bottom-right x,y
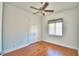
48,18 -> 63,37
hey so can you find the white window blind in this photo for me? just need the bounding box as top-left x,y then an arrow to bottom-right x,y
48,23 -> 55,35
48,18 -> 63,36
56,22 -> 62,36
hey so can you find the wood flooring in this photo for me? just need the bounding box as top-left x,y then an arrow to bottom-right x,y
4,41 -> 78,56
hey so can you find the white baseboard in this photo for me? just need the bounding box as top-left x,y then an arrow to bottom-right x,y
2,40 -> 39,55
43,40 -> 78,50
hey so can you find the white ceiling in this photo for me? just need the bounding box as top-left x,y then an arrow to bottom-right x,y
6,2 -> 78,16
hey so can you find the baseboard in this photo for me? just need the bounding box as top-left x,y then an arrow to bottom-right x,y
43,40 -> 78,50
2,40 -> 39,55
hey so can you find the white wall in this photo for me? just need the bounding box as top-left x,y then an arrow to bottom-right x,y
3,3 -> 41,53
77,4 -> 79,50
42,7 -> 78,49
0,2 -> 3,54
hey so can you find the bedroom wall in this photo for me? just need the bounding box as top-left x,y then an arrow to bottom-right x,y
0,2 -> 3,54
77,3 -> 79,51
42,6 -> 78,49
2,3 -> 41,54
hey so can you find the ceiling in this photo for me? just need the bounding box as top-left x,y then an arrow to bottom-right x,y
6,2 -> 78,16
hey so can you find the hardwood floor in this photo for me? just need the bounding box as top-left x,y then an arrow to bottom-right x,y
4,41 -> 78,56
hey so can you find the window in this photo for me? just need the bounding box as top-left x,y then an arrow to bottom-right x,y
48,18 -> 63,36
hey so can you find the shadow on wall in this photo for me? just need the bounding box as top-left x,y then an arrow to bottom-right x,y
27,33 -> 38,43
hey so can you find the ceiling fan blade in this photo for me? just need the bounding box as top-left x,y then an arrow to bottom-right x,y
33,11 -> 39,14
41,2 -> 49,10
30,6 -> 40,10
44,10 -> 54,12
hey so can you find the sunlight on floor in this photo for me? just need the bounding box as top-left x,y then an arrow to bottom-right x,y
47,48 -> 63,56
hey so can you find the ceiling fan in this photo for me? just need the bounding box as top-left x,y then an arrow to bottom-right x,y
30,2 -> 54,16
